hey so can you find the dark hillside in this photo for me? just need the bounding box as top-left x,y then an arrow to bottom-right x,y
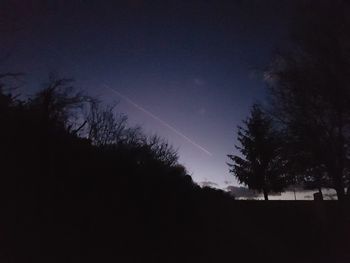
0,83 -> 349,263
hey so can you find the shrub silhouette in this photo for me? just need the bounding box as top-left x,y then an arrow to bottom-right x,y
0,75 -> 349,263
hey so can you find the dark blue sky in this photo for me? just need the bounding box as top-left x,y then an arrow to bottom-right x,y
0,0 -> 294,188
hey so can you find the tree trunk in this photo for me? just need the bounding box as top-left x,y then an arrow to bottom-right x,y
335,185 -> 345,201
328,164 -> 345,201
333,170 -> 345,201
263,189 -> 269,201
318,187 -> 323,199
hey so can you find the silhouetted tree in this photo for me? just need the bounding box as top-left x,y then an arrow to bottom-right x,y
228,104 -> 288,200
266,1 -> 350,200
279,134 -> 333,199
146,135 -> 179,167
0,71 -> 349,263
86,100 -> 128,146
29,76 -> 89,132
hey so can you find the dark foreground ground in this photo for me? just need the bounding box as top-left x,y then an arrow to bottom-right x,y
1,195 -> 349,263
1,73 -> 349,262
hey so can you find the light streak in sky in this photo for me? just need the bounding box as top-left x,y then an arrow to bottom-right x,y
106,86 -> 212,156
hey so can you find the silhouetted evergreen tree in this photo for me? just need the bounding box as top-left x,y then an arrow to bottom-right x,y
0,74 -> 349,263
228,104 -> 288,200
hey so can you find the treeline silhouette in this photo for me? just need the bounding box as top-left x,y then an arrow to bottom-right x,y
0,74 -> 224,262
1,1 -> 350,261
0,74 -> 349,263
228,0 -> 350,202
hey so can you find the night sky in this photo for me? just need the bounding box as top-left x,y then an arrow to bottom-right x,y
1,1 -> 294,190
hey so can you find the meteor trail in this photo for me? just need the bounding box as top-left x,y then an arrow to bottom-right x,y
106,86 -> 212,156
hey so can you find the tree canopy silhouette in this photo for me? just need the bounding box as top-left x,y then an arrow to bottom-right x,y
0,72 -> 349,263
228,104 -> 288,200
266,0 -> 350,200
